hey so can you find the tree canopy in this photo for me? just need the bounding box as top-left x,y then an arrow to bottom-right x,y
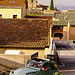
50,0 -> 54,10
25,0 -> 28,9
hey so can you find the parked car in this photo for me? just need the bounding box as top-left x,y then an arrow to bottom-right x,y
9,58 -> 63,75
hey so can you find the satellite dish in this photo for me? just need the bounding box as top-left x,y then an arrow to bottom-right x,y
10,1 -> 15,4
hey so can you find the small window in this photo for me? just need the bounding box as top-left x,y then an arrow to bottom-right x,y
58,26 -> 60,30
10,1 -> 15,4
13,15 -> 17,18
31,0 -> 33,3
0,14 -> 2,18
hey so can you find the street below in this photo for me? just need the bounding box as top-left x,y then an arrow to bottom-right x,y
56,42 -> 75,75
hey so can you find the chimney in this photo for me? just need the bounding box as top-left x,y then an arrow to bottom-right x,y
22,0 -> 26,18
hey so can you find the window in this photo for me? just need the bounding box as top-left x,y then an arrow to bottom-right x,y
13,15 -> 17,18
58,26 -> 60,30
0,14 -> 2,18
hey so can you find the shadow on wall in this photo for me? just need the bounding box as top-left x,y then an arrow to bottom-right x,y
0,52 -> 38,69
0,57 -> 24,69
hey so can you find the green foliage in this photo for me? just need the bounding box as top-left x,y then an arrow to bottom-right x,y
26,13 -> 39,16
25,0 -> 28,9
50,0 -> 58,11
2,72 -> 6,75
50,0 -> 54,10
36,0 -> 38,3
54,7 -> 58,11
4,68 -> 10,72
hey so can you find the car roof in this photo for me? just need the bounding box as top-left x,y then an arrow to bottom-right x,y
42,61 -> 57,66
31,57 -> 49,62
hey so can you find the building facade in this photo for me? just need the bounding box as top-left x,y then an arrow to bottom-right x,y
0,6 -> 22,18
0,0 -> 26,18
52,10 -> 75,42
0,18 -> 52,58
28,0 -> 37,9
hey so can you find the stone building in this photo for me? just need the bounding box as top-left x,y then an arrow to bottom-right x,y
28,0 -> 37,9
52,9 -> 75,42
27,0 -> 50,14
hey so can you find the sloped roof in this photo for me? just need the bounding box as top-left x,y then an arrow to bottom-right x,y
54,12 -> 75,26
64,12 -> 75,21
0,0 -> 25,6
36,4 -> 49,7
0,6 -> 23,9
0,19 -> 49,48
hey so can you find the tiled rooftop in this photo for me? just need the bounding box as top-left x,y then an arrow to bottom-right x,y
0,0 -> 25,6
53,12 -> 75,25
0,19 -> 50,48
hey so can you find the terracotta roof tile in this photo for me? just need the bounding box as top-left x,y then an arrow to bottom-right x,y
0,0 -> 25,6
0,19 -> 49,48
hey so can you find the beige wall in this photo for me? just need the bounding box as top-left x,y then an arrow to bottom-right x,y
44,10 -> 55,14
21,49 -> 45,58
61,26 -> 75,40
52,37 -> 60,40
28,0 -> 36,9
63,26 -> 67,40
0,48 -> 45,68
0,54 -> 31,64
0,48 -> 45,58
0,54 -> 31,68
0,8 -> 22,18
70,26 -> 75,40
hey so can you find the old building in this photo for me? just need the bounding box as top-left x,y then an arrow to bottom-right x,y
27,0 -> 50,14
0,0 -> 26,18
0,18 -> 52,58
52,9 -> 75,42
28,0 -> 37,9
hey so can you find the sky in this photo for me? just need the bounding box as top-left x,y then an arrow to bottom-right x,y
38,0 -> 75,10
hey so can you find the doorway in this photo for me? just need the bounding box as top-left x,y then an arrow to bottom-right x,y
54,33 -> 63,39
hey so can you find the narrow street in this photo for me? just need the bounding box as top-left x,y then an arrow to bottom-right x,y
56,42 -> 75,75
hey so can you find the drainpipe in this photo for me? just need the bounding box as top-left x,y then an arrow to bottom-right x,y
45,21 -> 53,59
67,21 -> 70,43
50,25 -> 53,51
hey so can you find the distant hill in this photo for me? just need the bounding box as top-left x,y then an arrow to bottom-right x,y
55,5 -> 75,10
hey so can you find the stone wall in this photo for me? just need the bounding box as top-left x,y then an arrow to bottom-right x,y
20,49 -> 45,58
28,0 -> 36,9
0,54 -> 31,68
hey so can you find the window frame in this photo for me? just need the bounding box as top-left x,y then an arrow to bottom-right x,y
0,14 -> 3,18
12,14 -> 18,18
31,0 -> 33,3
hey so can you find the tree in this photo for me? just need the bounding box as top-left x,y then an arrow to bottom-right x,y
25,0 -> 28,9
36,0 -> 38,3
54,7 -> 58,11
50,0 -> 54,10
